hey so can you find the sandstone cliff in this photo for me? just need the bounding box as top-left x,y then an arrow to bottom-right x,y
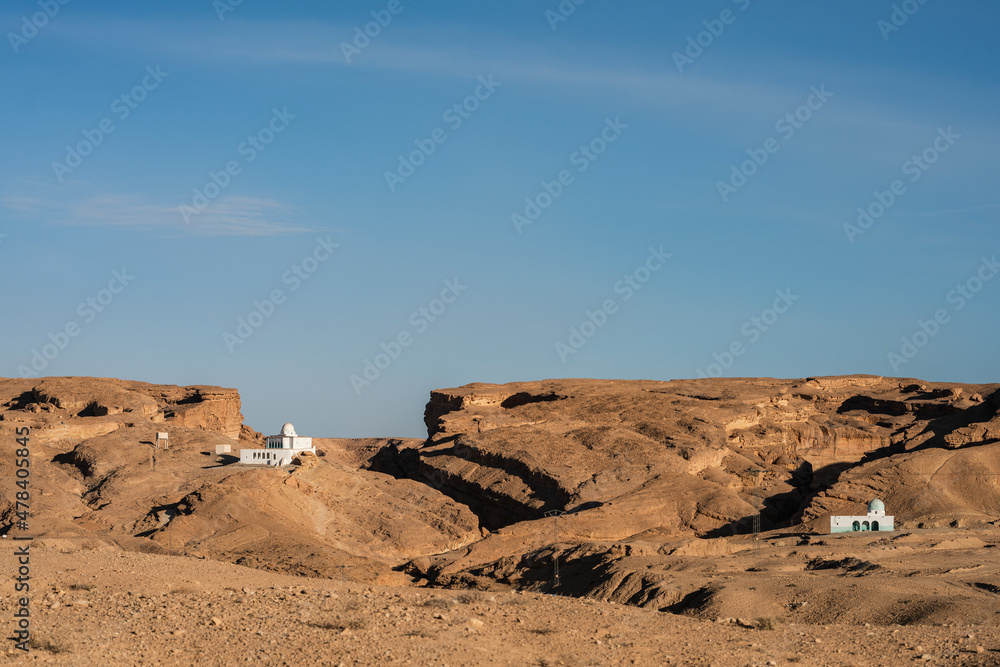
0,377 -> 480,581
373,376 -> 1000,595
7,373 -> 1000,624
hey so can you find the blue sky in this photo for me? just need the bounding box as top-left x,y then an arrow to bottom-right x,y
2,0 -> 998,438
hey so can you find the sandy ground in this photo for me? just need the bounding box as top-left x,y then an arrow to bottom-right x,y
4,377 -> 1000,665
2,541 -> 999,667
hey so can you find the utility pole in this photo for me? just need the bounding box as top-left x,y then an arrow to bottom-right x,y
747,468 -> 765,556
544,510 -> 565,590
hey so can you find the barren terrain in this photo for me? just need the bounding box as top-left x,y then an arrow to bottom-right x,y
2,534 -> 1000,666
2,374 -> 1000,665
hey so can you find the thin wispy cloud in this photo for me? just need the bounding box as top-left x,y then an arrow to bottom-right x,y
911,204 -> 1000,218
43,15 -> 809,114
2,196 -> 43,216
3,188 -> 315,237
50,16 -> 729,94
43,16 -> 999,147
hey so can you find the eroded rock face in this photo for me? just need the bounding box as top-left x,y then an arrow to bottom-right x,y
393,376 -> 1000,607
800,388 -> 1000,530
143,462 -> 481,578
385,376 -> 1000,544
0,377 -> 247,439
6,373 -> 1000,617
153,386 -> 247,440
0,377 -> 479,581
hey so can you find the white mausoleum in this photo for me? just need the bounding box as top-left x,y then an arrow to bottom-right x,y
239,423 -> 315,466
830,499 -> 894,533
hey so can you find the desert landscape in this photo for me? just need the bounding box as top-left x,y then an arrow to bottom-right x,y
2,374 -> 1000,665
7,1 -> 997,664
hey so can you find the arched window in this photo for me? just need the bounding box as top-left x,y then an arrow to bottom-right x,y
852,520 -> 860,531
862,521 -> 870,531
872,521 -> 879,531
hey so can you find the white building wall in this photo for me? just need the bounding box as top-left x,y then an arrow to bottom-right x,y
830,514 -> 895,533
239,449 -> 295,466
241,424 -> 315,466
830,516 -> 856,532
264,435 -> 314,451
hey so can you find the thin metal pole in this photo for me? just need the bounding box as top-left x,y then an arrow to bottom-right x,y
544,510 -> 564,590
748,469 -> 764,556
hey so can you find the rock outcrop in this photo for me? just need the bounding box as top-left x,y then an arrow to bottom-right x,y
7,373 -> 1000,621
0,377 -> 247,440
0,377 -> 480,581
380,376 -> 1000,592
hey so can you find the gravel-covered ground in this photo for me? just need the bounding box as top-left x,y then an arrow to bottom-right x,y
2,543 -> 999,666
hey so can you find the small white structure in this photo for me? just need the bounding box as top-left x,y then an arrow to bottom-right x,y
239,423 -> 314,466
215,444 -> 232,455
155,432 -> 169,450
830,499 -> 894,533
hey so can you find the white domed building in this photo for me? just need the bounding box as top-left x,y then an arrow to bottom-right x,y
239,422 -> 315,466
830,499 -> 894,533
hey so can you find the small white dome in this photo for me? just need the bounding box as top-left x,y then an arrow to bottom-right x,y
280,423 -> 297,437
867,499 -> 885,514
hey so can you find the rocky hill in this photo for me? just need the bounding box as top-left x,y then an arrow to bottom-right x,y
365,375 -> 1000,615
5,374 -> 1000,629
0,377 -> 479,582
377,376 -> 1000,538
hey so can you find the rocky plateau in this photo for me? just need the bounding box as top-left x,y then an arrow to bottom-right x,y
3,374 -> 1000,665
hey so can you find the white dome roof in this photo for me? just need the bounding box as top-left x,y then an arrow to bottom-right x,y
280,423 -> 297,436
867,499 -> 885,513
